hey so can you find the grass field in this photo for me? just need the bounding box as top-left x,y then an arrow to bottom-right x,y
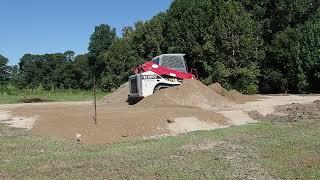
0,118 -> 319,179
0,87 -> 105,104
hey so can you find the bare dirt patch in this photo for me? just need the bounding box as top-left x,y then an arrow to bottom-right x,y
1,80 -> 320,144
0,104 -> 37,130
6,103 -> 226,144
167,117 -> 221,134
249,100 -> 320,122
235,95 -> 320,116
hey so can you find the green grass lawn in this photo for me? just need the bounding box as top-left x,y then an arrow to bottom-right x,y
0,89 -> 105,104
0,118 -> 319,179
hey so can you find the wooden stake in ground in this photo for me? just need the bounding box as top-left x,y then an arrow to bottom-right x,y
93,76 -> 97,125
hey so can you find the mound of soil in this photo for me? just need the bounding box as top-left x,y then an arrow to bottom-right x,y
19,97 -> 53,103
249,100 -> 320,122
138,80 -> 234,110
275,102 -> 320,116
100,81 -> 256,107
209,83 -> 257,103
9,103 -> 227,144
209,83 -> 227,95
100,83 -> 129,105
315,100 -> 320,109
223,90 -> 257,103
247,110 -> 264,120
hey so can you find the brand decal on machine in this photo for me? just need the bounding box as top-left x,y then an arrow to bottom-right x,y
142,75 -> 159,79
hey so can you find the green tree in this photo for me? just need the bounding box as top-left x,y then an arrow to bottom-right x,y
0,54 -> 10,84
88,24 -> 117,56
129,13 -> 167,59
165,0 -> 264,93
267,20 -> 320,93
7,65 -> 23,87
238,0 -> 320,93
71,54 -> 93,89
64,50 -> 75,61
87,24 -> 117,86
18,52 -> 77,89
100,28 -> 141,91
239,0 -> 320,44
10,0 -> 320,94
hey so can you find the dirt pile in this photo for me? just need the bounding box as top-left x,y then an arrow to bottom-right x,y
209,83 -> 227,95
209,83 -> 257,103
100,82 -> 129,105
19,97 -> 53,103
100,81 -> 256,107
249,100 -> 320,122
4,94 -> 320,144
275,102 -> 320,116
223,90 -> 257,103
138,80 -> 234,110
8,103 -> 227,144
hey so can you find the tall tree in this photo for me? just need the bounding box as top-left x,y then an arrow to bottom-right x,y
88,24 -> 117,56
238,0 -> 320,93
267,20 -> 320,93
0,54 -> 10,84
165,0 -> 264,93
71,54 -> 92,89
129,13 -> 167,60
88,24 -> 117,85
99,27 -> 141,91
239,0 -> 320,44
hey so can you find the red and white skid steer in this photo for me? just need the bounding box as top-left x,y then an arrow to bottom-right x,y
128,54 -> 197,104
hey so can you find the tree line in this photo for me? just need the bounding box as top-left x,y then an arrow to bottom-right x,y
1,0 -> 319,93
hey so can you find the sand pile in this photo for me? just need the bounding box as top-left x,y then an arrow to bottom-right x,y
223,90 -> 257,103
100,81 -> 256,107
7,103 -> 227,144
209,83 -> 257,103
209,83 -> 227,95
100,82 -> 129,105
138,80 -> 234,110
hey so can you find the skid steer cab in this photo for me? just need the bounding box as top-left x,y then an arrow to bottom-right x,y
128,54 -> 197,105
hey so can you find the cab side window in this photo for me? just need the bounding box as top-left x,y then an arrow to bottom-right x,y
153,58 -> 160,65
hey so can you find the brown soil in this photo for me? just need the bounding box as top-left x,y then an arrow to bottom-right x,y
209,83 -> 227,95
5,80 -> 251,144
223,90 -> 258,103
249,100 -> 320,122
19,97 -> 53,103
275,102 -> 320,116
9,103 -> 227,144
5,80 -> 261,144
99,81 -> 256,108
7,81 -> 318,145
100,82 -> 129,106
138,80 -> 234,110
209,83 -> 258,103
247,110 -> 264,120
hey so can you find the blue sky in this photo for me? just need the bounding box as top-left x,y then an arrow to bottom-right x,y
0,0 -> 172,65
